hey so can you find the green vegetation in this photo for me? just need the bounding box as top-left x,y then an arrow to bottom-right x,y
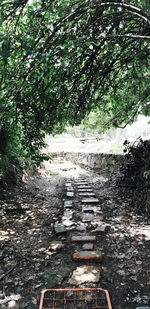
0,0 -> 150,180
119,139 -> 150,216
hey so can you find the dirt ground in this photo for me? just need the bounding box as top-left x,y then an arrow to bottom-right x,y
0,158 -> 150,309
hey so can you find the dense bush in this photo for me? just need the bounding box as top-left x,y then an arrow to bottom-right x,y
119,138 -> 150,216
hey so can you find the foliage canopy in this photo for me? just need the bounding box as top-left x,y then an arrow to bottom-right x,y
0,0 -> 150,175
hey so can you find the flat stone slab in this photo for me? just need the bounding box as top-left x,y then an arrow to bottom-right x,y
71,235 -> 96,242
81,198 -> 99,203
54,224 -> 67,235
62,219 -> 75,227
77,186 -> 92,189
78,188 -> 93,192
65,183 -> 72,187
76,224 -> 87,232
82,206 -> 102,213
64,200 -> 73,208
82,213 -> 103,222
75,182 -> 89,185
63,210 -> 73,220
69,265 -> 100,285
73,251 -> 103,261
79,192 -> 95,196
66,187 -> 74,191
66,191 -> 74,197
82,243 -> 94,250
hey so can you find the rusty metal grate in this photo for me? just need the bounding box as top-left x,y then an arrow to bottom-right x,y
39,288 -> 112,309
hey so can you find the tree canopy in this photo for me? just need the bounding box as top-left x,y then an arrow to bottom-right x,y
0,0 -> 150,174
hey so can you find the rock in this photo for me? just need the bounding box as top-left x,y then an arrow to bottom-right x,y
66,192 -> 74,197
71,235 -> 96,242
82,205 -> 102,213
69,265 -> 100,285
63,210 -> 73,220
81,198 -> 99,203
54,223 -> 67,235
82,243 -> 94,250
79,192 -> 95,196
8,300 -> 18,308
82,213 -> 103,222
64,200 -> 73,208
73,250 -> 103,261
77,186 -> 92,189
78,188 -> 93,192
63,219 -> 75,227
48,241 -> 64,251
76,224 -> 87,232
65,183 -> 72,187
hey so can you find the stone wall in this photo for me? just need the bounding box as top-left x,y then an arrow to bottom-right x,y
52,151 -> 124,174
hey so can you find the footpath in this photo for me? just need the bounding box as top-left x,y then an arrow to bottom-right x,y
0,157 -> 150,309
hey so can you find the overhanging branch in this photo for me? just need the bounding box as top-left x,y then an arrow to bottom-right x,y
93,1 -> 150,24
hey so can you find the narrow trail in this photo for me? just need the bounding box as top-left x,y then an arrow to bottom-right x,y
0,157 -> 150,309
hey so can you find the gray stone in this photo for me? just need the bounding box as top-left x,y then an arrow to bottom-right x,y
63,210 -> 73,220
82,198 -> 99,203
76,224 -> 87,232
77,186 -> 92,189
54,223 -> 67,235
48,241 -> 64,251
75,182 -> 89,185
65,183 -> 72,187
78,188 -> 93,192
79,192 -> 95,196
66,187 -> 74,191
82,213 -> 103,222
64,200 -> 73,208
82,205 -> 102,213
63,219 -> 75,227
68,265 -> 100,285
82,243 -> 94,250
71,235 -> 96,242
66,191 -> 74,197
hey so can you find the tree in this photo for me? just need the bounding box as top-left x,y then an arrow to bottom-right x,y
0,0 -> 150,174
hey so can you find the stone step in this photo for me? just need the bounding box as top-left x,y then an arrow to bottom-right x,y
78,188 -> 93,192
75,182 -> 89,185
82,213 -> 103,222
76,224 -> 87,232
68,265 -> 100,285
77,186 -> 92,189
79,192 -> 95,196
63,210 -> 73,220
82,243 -> 94,250
81,198 -> 99,203
73,250 -> 103,261
66,191 -> 74,197
65,183 -> 72,187
64,200 -> 73,208
66,187 -> 74,191
82,205 -> 102,213
71,235 -> 96,242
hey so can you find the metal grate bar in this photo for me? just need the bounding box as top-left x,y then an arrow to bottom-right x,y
39,288 -> 112,309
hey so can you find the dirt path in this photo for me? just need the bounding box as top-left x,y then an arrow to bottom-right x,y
0,158 -> 150,309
